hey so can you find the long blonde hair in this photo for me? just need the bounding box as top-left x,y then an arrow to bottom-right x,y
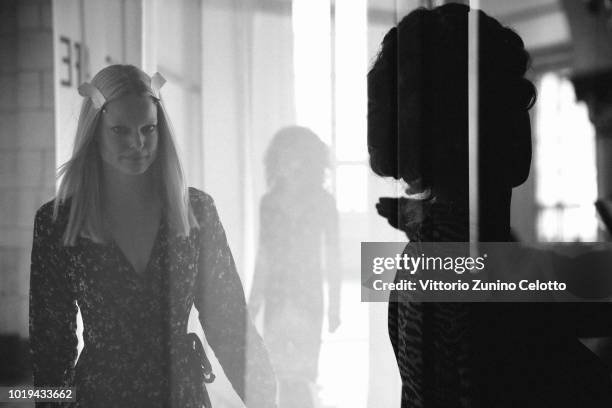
54,64 -> 198,246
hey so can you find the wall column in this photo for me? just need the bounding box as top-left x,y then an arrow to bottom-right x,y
0,0 -> 55,384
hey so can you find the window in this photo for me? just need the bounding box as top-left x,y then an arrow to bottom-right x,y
292,1 -> 370,407
334,0 -> 368,213
534,72 -> 598,241
293,0 -> 369,213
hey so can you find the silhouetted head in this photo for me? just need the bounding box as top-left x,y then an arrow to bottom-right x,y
264,126 -> 330,191
368,4 -> 536,203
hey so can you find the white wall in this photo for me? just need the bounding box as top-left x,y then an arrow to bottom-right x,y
53,0 -> 143,175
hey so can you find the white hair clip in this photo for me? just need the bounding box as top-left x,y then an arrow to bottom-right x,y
78,82 -> 106,110
77,71 -> 166,110
150,72 -> 166,99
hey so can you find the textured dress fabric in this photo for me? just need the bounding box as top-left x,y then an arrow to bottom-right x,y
252,188 -> 339,384
386,200 -> 612,408
387,201 -> 472,408
29,187 -> 277,408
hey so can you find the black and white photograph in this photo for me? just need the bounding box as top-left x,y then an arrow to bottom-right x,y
1,0 -> 612,407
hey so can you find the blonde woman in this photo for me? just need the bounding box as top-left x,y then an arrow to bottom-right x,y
29,64 -> 276,407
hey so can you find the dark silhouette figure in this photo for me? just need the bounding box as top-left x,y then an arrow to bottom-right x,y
249,126 -> 341,408
368,4 -> 612,407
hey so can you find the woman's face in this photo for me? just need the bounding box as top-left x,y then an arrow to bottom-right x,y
97,94 -> 159,176
278,154 -> 309,187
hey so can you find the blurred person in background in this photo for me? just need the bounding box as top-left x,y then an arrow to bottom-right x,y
249,126 -> 341,408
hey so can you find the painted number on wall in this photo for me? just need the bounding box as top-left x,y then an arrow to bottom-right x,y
59,36 -> 82,88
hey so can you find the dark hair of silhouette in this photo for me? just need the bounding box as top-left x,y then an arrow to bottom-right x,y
367,3 -> 536,197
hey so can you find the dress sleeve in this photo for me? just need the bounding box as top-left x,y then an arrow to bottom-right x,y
29,204 -> 79,390
193,192 -> 277,407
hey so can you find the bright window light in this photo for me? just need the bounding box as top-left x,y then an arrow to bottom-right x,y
334,0 -> 367,162
336,164 -> 368,212
318,281 -> 369,408
535,72 -> 598,241
292,0 -> 332,144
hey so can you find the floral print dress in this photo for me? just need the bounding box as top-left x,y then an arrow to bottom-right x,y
29,187 -> 277,407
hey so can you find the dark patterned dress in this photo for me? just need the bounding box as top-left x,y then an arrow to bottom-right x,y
387,200 -> 471,408
386,199 -> 612,408
29,187 -> 277,407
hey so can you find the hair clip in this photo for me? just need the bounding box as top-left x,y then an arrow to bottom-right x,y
150,72 -> 166,99
78,71 -> 166,109
78,82 -> 106,110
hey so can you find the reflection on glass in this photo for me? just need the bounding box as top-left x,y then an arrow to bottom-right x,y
249,127 -> 342,408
